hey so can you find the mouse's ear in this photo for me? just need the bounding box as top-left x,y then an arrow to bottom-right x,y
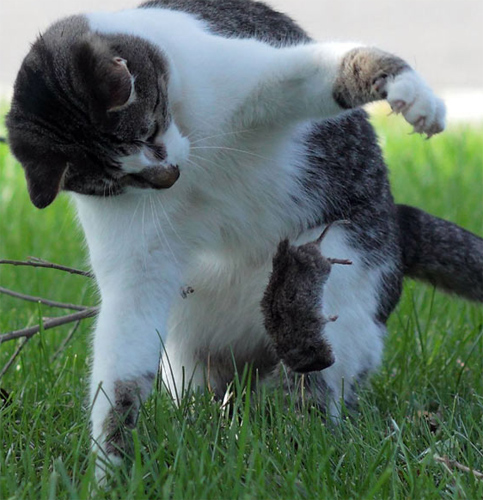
22,153 -> 67,209
73,35 -> 135,118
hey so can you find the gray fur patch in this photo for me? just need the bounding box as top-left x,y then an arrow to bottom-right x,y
294,111 -> 405,326
140,0 -> 310,47
333,47 -> 410,109
103,374 -> 155,457
397,205 -> 483,302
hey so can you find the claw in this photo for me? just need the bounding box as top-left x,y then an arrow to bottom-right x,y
413,117 -> 426,134
390,99 -> 407,114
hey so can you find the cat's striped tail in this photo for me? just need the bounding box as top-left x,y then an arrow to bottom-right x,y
397,204 -> 483,302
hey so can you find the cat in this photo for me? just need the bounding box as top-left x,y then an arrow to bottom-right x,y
6,0 -> 482,480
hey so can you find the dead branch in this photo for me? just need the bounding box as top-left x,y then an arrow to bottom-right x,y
434,454 -> 483,481
0,286 -> 89,311
0,307 -> 99,344
0,255 -> 98,377
0,258 -> 93,278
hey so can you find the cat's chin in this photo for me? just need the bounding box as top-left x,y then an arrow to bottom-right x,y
120,164 -> 180,190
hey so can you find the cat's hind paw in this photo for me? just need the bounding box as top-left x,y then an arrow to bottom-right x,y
376,70 -> 446,137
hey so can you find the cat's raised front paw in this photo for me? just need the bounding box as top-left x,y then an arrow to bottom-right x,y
376,70 -> 446,137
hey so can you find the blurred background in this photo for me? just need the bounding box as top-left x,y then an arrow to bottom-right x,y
0,0 -> 482,121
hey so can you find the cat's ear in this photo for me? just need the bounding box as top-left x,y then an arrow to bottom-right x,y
105,57 -> 135,112
23,156 -> 67,209
73,36 -> 135,117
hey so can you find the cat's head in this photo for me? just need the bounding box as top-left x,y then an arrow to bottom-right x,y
6,16 -> 188,208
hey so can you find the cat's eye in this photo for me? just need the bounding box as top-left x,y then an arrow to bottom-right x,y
146,122 -> 159,143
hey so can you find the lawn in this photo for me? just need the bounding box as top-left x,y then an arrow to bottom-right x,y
0,108 -> 482,499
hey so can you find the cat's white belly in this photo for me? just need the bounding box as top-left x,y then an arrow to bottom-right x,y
162,250 -> 272,393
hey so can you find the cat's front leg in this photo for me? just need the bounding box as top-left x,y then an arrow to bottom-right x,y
89,276 -> 179,482
333,47 -> 446,137
241,43 -> 445,137
73,195 -> 186,482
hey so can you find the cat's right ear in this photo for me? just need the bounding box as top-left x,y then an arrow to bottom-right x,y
6,127 -> 68,209
23,156 -> 67,209
73,36 -> 135,119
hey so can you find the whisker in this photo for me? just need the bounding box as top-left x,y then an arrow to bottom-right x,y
190,128 -> 256,145
141,195 -> 149,272
148,195 -> 182,277
190,145 -> 273,162
153,195 -> 185,245
184,157 -> 205,171
188,154 -> 223,170
183,113 -> 220,140
127,194 -> 145,233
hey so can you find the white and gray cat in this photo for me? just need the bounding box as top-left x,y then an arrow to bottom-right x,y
6,0 -> 483,479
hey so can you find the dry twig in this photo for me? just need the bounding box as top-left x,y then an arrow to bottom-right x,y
0,286 -> 89,311
0,308 -> 98,344
434,454 -> 483,481
0,257 -> 96,377
0,258 -> 93,278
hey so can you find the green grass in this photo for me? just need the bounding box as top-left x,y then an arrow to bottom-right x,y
0,111 -> 482,499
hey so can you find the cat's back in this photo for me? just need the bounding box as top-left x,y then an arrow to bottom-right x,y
139,0 -> 310,47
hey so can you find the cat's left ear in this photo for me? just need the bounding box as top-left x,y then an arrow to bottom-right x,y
73,36 -> 135,118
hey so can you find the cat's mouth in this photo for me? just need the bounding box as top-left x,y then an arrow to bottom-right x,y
120,164 -> 180,190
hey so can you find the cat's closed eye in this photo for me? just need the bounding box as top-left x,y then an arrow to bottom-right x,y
146,121 -> 159,143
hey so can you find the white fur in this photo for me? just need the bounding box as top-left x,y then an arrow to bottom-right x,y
78,6 -> 446,466
384,70 -> 446,135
